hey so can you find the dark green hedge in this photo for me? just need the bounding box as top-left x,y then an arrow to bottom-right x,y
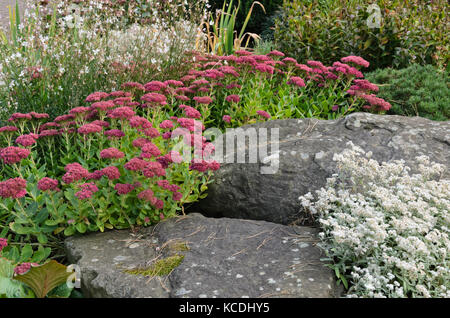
366,65 -> 449,121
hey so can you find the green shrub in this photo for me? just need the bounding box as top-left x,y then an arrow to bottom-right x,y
366,65 -> 450,121
273,0 -> 449,71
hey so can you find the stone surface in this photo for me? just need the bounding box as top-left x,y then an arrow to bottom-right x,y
196,113 -> 450,225
65,213 -> 339,298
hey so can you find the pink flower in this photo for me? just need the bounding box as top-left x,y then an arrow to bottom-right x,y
159,120 -> 174,129
122,82 -> 145,91
189,160 -> 218,172
165,151 -> 183,164
69,107 -> 90,115
54,114 -> 75,122
141,143 -> 161,158
62,163 -> 89,184
124,158 -> 148,171
75,189 -> 94,200
29,112 -> 49,119
268,50 -> 285,57
91,100 -> 115,111
37,177 -> 59,191
192,79 -> 210,86
287,76 -> 306,88
86,91 -> 109,102
39,129 -> 60,137
307,60 -> 326,70
0,126 -> 18,133
175,95 -> 190,101
169,184 -> 181,192
115,183 -> 135,195
129,116 -> 152,129
225,95 -> 240,103
109,90 -> 128,97
164,80 -> 184,87
226,82 -> 242,90
101,166 -> 121,180
144,81 -> 167,92
78,123 -> 103,135
132,137 -> 151,148
176,118 -> 205,132
341,55 -> 370,68
113,97 -> 132,106
91,120 -> 110,128
87,170 -> 104,180
154,199 -> 164,209
282,57 -> 297,64
143,161 -> 166,178
235,50 -> 252,56
15,134 -> 38,147
193,96 -> 213,105
104,129 -> 125,138
144,128 -> 160,138
79,182 -> 99,193
255,63 -> 274,74
14,263 -> 32,275
219,66 -> 240,77
172,192 -> 183,201
360,94 -> 391,111
157,179 -> 171,189
137,189 -> 156,204
0,238 -> 7,251
256,110 -> 271,119
100,147 -> 125,159
0,177 -> 27,199
108,107 -> 136,119
0,146 -> 30,164
222,115 -> 231,123
296,64 -> 313,73
39,122 -> 60,131
180,105 -> 202,119
141,93 -> 167,105
8,113 -> 32,122
351,79 -> 379,92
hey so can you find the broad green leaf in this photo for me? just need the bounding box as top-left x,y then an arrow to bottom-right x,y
14,260 -> 71,298
19,244 -> 33,263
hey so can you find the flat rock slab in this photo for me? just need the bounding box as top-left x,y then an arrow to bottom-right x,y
65,213 -> 339,298
197,113 -> 450,224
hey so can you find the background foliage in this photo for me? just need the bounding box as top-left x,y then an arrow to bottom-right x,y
208,0 -> 282,40
273,0 -> 449,71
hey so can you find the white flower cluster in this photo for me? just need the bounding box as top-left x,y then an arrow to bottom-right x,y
299,142 -> 450,298
106,20 -> 202,71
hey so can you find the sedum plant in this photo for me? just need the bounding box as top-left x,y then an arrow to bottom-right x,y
180,51 -> 391,129
0,85 -> 220,248
300,142 -> 450,298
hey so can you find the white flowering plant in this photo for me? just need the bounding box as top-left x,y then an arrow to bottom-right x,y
0,0 -> 209,119
299,142 -> 450,298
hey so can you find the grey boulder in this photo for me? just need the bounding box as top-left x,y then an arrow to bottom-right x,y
65,213 -> 339,298
197,113 -> 449,224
